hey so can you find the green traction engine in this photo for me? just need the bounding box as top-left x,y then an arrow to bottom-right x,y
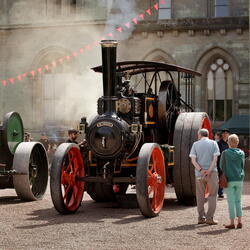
0,112 -> 48,200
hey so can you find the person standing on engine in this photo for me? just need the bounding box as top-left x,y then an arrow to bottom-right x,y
217,128 -> 230,198
189,128 -> 220,225
66,128 -> 86,147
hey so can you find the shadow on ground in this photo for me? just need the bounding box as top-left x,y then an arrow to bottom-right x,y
197,229 -> 229,235
165,223 -> 208,231
0,196 -> 22,205
243,206 -> 250,210
15,200 -> 142,230
165,223 -> 229,235
14,195 -> 192,230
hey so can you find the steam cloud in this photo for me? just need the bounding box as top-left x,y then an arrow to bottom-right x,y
2,0 -> 130,141
100,0 -> 137,40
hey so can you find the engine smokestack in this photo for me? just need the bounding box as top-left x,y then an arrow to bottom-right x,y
100,40 -> 118,113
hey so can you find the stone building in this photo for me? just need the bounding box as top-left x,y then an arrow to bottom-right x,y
0,0 -> 249,141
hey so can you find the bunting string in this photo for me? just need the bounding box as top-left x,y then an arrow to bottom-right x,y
1,1 -> 161,87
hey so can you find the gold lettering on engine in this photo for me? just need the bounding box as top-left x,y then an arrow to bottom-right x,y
97,121 -> 113,127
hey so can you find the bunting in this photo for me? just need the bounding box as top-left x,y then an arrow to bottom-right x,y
1,1 -> 162,87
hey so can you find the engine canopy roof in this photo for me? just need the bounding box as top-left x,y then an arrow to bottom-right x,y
92,61 -> 201,77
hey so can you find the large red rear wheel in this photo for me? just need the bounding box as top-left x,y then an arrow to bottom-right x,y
136,143 -> 166,217
173,112 -> 212,205
50,143 -> 84,214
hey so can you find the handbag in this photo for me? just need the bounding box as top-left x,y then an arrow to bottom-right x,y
219,173 -> 228,188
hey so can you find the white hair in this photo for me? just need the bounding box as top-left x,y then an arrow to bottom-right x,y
198,128 -> 209,137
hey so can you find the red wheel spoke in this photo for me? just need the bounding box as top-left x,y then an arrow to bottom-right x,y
72,185 -> 78,204
150,153 -> 158,173
151,196 -> 155,211
148,169 -> 154,177
63,185 -> 72,200
148,175 -> 155,186
151,188 -> 158,211
148,186 -> 154,196
63,164 -> 70,173
149,164 -> 154,172
72,159 -> 80,174
152,153 -> 158,164
67,152 -> 74,171
61,171 -> 70,184
153,160 -> 158,173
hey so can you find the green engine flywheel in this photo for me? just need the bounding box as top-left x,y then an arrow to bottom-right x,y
2,111 -> 24,155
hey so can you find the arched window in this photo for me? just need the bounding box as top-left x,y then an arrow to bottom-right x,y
207,58 -> 233,122
31,47 -> 81,131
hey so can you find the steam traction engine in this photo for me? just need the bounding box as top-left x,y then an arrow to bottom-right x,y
0,112 -> 48,200
50,40 -> 213,217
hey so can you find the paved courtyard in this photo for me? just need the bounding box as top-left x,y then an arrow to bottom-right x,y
0,182 -> 249,250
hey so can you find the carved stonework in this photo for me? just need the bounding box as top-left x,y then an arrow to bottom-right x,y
188,30 -> 195,36
220,28 -> 226,35
172,30 -> 179,37
142,31 -> 148,38
203,29 -> 210,36
134,17 -> 248,34
157,31 -> 164,38
236,28 -> 243,35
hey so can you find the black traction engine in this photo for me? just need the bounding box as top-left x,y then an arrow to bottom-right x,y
50,40 -> 213,217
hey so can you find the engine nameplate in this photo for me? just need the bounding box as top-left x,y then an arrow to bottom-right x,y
97,121 -> 113,127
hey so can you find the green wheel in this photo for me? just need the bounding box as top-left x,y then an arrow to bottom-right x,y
2,112 -> 24,155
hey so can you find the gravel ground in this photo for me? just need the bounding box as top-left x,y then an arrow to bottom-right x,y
0,182 -> 249,250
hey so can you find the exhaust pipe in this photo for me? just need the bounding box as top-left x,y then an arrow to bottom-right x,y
100,40 -> 118,113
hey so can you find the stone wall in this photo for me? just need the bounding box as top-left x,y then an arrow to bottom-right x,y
0,0 -> 108,25
118,17 -> 249,118
0,0 -> 249,136
0,23 -> 105,135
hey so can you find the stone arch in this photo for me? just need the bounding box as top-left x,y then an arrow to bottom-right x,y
31,46 -> 80,74
195,47 -> 239,76
30,46 -> 81,132
142,48 -> 176,64
136,49 -> 177,94
194,47 -> 239,123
